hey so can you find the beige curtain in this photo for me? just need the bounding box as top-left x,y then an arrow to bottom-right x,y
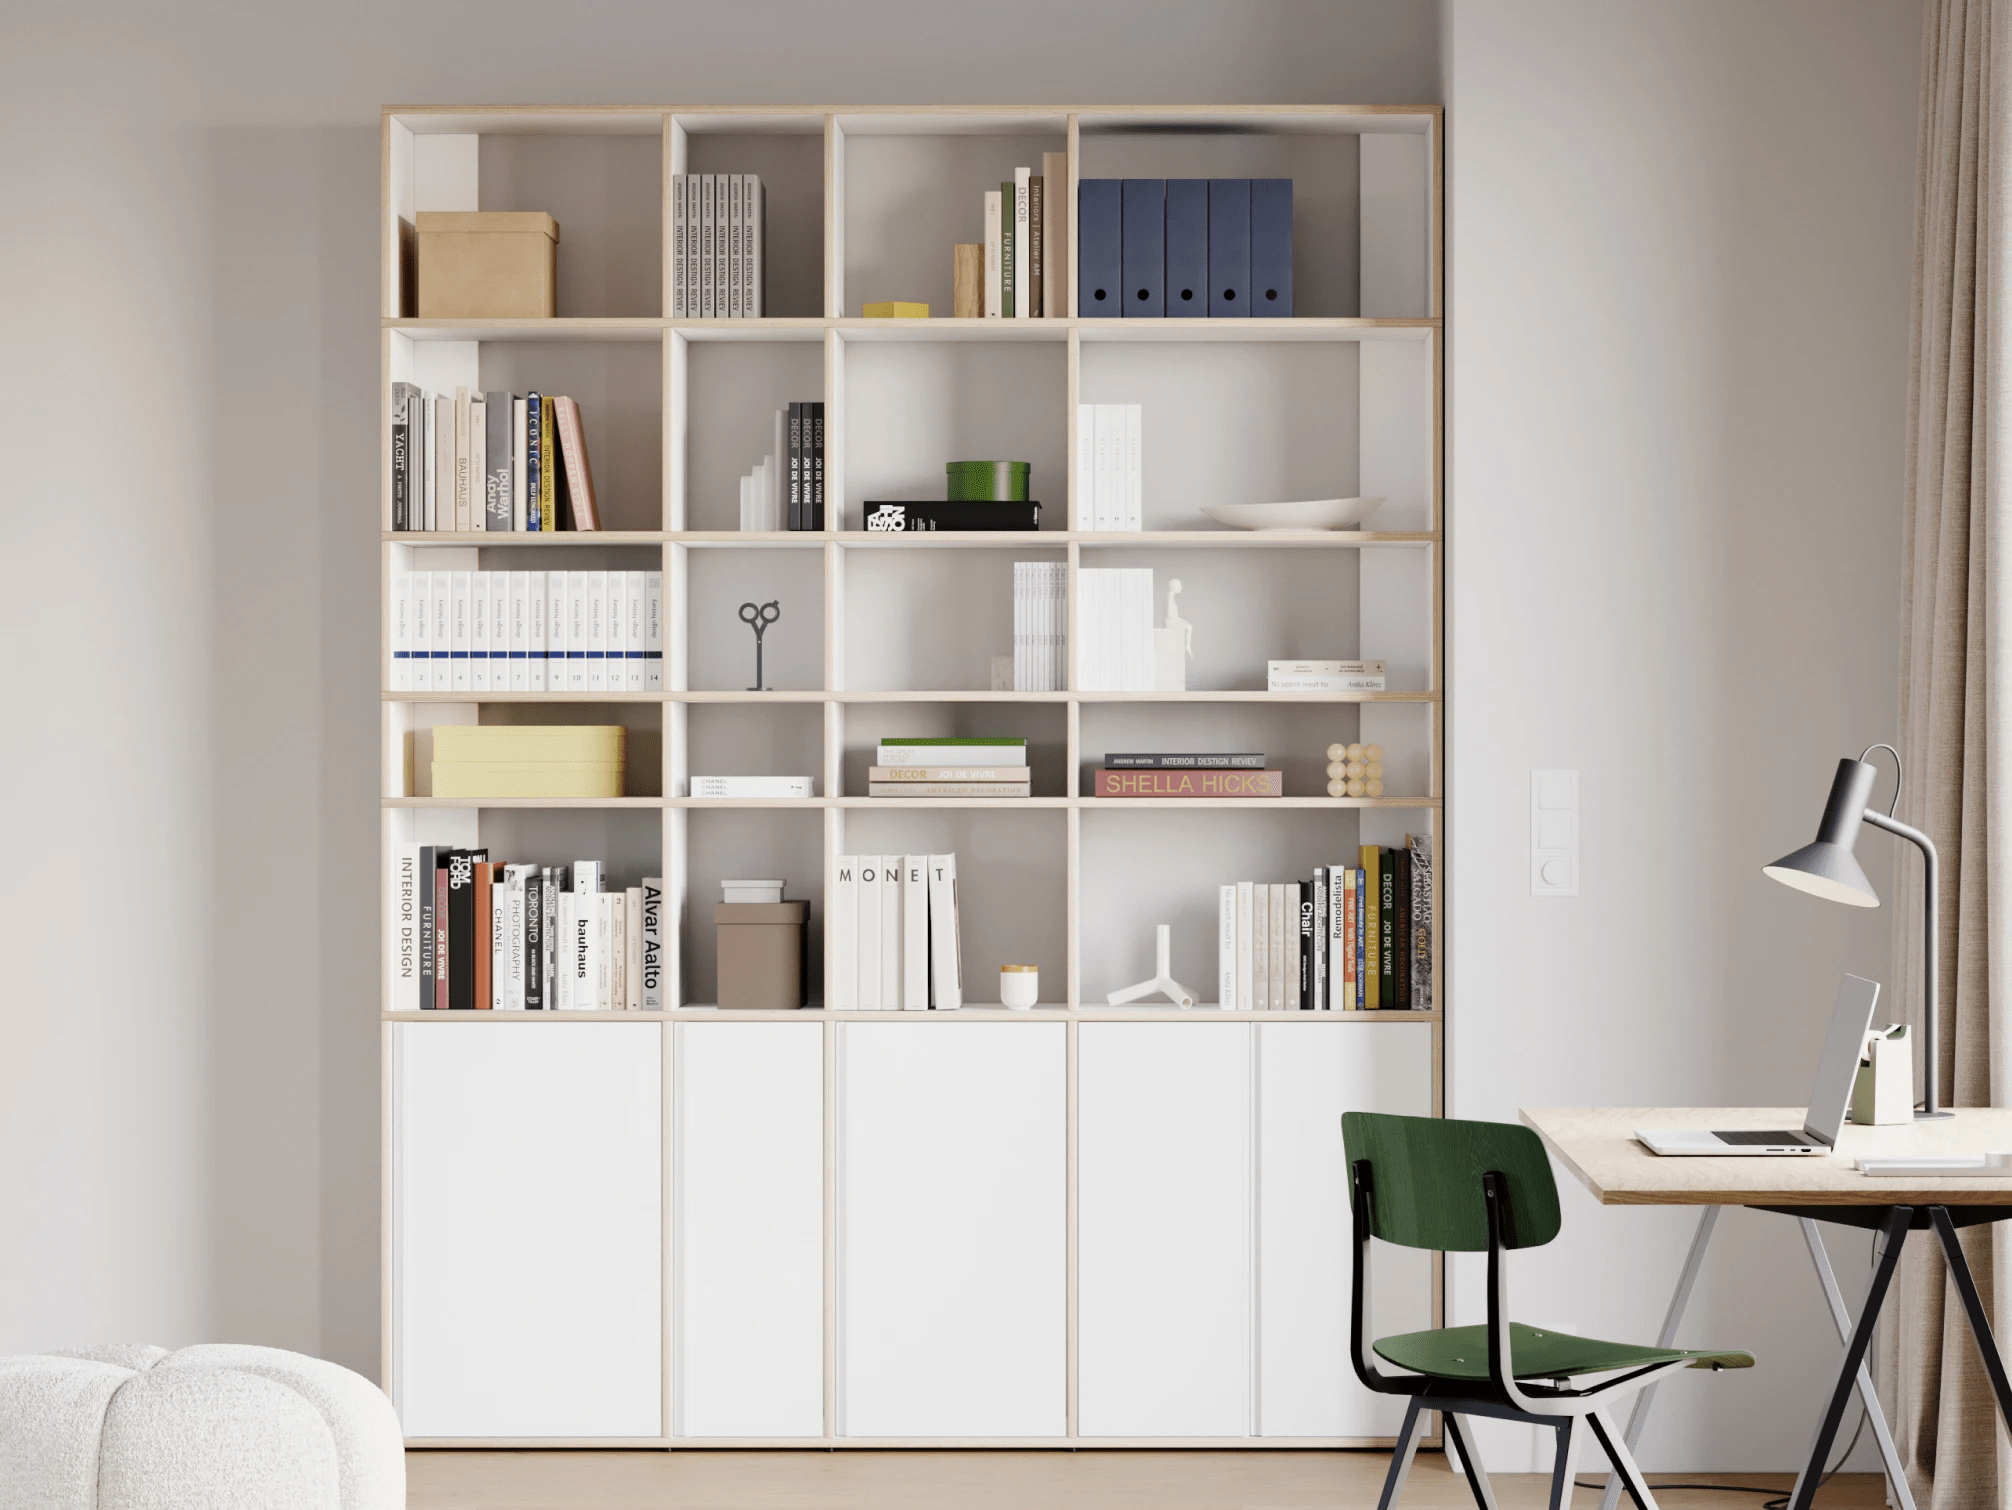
1880,0 -> 2012,1502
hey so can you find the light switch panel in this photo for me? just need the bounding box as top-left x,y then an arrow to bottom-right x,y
1531,768 -> 1579,896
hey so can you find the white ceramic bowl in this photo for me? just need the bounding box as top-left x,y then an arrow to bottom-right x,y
1201,497 -> 1385,531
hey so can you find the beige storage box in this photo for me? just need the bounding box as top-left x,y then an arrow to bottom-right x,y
431,723 -> 624,798
716,901 -> 807,1010
416,211 -> 559,319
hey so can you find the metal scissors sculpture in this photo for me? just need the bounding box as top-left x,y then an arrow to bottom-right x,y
739,599 -> 781,691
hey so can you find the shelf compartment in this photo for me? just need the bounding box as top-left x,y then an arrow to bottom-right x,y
682,548 -> 825,693
682,806 -> 824,1009
838,699 -> 1067,799
673,116 -> 826,320
683,701 -> 824,798
843,545 -> 1066,693
679,338 -> 826,531
1080,699 -> 1370,800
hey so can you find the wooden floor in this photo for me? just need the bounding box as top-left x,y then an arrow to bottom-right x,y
407,1450 -> 1886,1509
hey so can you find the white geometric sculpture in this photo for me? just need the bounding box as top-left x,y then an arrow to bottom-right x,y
1107,923 -> 1198,1009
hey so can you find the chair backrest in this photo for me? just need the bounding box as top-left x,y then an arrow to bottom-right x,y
1341,1111 -> 1561,1252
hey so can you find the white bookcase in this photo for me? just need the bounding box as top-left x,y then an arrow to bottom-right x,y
381,103 -> 1443,1450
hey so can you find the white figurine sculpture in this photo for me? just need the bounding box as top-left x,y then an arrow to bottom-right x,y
1153,578 -> 1194,692
1107,924 -> 1197,1009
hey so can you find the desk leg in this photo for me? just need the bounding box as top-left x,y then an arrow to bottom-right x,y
1928,1207 -> 2012,1431
1595,1205 -> 1720,1510
1798,1218 -> 1917,1510
1790,1206 -> 1912,1510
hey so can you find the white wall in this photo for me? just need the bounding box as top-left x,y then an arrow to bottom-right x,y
0,0 -> 1439,1379
1445,0 -> 1921,1474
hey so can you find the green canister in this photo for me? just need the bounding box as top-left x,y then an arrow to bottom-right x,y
946,460 -> 1031,502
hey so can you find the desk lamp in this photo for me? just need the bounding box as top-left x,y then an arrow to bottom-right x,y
1762,744 -> 1949,1119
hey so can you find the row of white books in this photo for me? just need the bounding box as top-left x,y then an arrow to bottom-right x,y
1076,568 -> 1157,691
670,173 -> 766,318
1073,404 -> 1144,531
1013,562 -> 1067,693
391,570 -> 663,694
829,854 -> 962,1010
389,386 -> 599,533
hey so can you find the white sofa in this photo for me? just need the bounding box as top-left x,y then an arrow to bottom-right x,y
0,1344 -> 403,1510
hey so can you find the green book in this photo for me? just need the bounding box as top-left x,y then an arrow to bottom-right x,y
1000,181 -> 1015,318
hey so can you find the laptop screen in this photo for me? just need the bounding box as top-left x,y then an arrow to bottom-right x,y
1803,974 -> 1883,1145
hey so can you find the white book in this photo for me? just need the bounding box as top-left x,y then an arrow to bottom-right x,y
468,394 -> 487,533
927,854 -> 961,1010
391,572 -> 413,692
876,743 -> 1028,767
671,173 -> 686,318
604,567 -> 629,692
1093,404 -> 1117,531
1218,885 -> 1237,1010
449,571 -> 472,692
586,569 -> 610,693
1236,881 -> 1255,1011
690,775 -> 815,799
701,174 -> 715,318
625,887 -> 644,1009
623,570 -> 646,691
644,572 -> 663,691
609,892 -> 627,1010
574,859 -> 603,895
984,190 -> 1003,318
453,387 -> 471,530
1132,569 -> 1154,690
508,571 -> 529,692
1012,562 -> 1027,692
1269,674 -> 1388,692
406,571 -> 430,693
421,393 -> 437,531
594,893 -> 613,1011
727,172 -> 743,320
553,892 -> 571,1011
1270,659 -> 1388,675
489,864 -> 507,1010
527,570 -> 548,692
716,173 -> 731,319
687,173 -> 701,320
1268,883 -> 1288,1012
901,855 -> 929,1010
501,868 -> 527,1010
566,572 -> 590,692
469,569 -> 490,691
1075,404 -> 1095,530
773,409 -> 787,525
1125,404 -> 1143,530
856,856 -> 883,1010
740,473 -> 754,532
878,858 -> 902,1010
390,842 -> 422,1011
1013,167 -> 1030,320
490,572 -> 510,694
1253,880 -> 1271,1011
431,571 -> 452,691
640,877 -> 665,1010
831,856 -> 859,1010
745,175 -> 763,317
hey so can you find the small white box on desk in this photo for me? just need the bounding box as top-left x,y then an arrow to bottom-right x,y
1850,1025 -> 1913,1126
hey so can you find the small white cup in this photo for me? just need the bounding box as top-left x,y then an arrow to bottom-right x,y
1000,966 -> 1039,1011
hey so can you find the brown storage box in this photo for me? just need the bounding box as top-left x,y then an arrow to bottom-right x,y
416,211 -> 559,319
716,901 -> 807,1010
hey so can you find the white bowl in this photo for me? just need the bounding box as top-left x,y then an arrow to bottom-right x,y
1201,497 -> 1385,531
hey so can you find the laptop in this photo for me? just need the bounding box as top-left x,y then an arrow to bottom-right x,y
1636,974 -> 1882,1156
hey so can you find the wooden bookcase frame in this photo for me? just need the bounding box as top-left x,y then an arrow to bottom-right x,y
380,102 -> 1444,1451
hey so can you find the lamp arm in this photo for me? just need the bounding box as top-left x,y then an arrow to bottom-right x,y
1862,808 -> 1942,1116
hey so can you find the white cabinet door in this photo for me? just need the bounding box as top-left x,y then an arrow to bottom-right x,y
1079,1022 -> 1252,1438
839,1022 -> 1066,1438
674,1021 -> 824,1438
393,1021 -> 662,1439
1256,1021 -> 1433,1438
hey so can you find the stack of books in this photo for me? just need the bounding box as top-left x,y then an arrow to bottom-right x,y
870,738 -> 1029,798
1014,563 -> 1066,691
1076,568 -> 1156,691
392,569 -> 663,694
1094,752 -> 1281,798
388,852 -> 663,1012
1269,659 -> 1386,692
829,854 -> 962,1010
1078,178 -> 1292,318
1214,836 -> 1432,1011
390,386 -> 597,532
973,154 -> 1068,319
738,403 -> 826,531
1074,404 -> 1143,530
431,725 -> 626,799
671,173 -> 765,317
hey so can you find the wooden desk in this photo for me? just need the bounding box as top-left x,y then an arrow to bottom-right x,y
1521,1108 -> 2012,1510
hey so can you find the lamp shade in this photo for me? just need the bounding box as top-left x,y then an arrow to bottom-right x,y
1762,756 -> 1882,907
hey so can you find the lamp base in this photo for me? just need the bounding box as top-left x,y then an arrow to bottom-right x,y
1917,1108 -> 1957,1120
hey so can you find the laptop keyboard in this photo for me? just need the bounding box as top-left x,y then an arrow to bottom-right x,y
1713,1129 -> 1815,1147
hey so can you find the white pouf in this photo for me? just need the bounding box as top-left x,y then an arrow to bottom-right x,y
0,1344 -> 403,1510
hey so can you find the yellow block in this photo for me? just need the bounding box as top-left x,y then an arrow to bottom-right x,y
432,724 -> 626,764
432,762 -> 626,799
862,301 -> 930,319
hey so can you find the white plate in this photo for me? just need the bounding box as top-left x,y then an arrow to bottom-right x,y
1201,497 -> 1385,531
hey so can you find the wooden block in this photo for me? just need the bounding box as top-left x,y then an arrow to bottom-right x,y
863,301 -> 930,318
952,244 -> 983,319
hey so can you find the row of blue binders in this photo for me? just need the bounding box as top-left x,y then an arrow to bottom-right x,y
1078,179 -> 1292,318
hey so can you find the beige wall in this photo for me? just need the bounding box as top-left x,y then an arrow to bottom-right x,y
1445,0 -> 1921,1473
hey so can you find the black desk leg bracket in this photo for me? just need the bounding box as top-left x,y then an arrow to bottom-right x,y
1791,1206 -> 1912,1510
1930,1206 -> 2012,1433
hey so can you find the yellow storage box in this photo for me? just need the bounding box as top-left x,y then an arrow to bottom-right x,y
432,724 -> 625,798
416,211 -> 559,319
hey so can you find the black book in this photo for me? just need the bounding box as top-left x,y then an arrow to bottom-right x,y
862,500 -> 1042,532
810,401 -> 826,530
446,848 -> 488,1012
417,844 -> 437,1010
1379,849 -> 1397,1005
1391,846 -> 1412,1011
391,382 -> 418,531
523,868 -> 545,1010
787,402 -> 803,531
1104,753 -> 1265,770
1297,881 -> 1313,1009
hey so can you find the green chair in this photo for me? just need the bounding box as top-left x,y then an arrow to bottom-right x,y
1343,1112 -> 1753,1510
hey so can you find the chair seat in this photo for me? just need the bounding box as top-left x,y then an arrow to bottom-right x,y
1373,1321 -> 1754,1382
